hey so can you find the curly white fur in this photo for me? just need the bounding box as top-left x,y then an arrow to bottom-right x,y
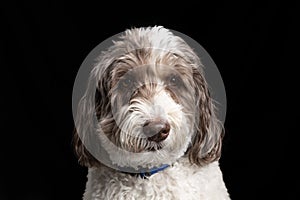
84,159 -> 228,200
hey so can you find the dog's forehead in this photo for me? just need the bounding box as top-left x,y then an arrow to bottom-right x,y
128,64 -> 177,77
113,63 -> 188,82
112,53 -> 193,77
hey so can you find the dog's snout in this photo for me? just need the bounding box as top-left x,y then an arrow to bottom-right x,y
143,119 -> 170,142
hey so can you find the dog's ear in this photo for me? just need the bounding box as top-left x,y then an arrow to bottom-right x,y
73,128 -> 100,167
187,67 -> 224,166
73,57 -> 114,168
72,87 -> 104,167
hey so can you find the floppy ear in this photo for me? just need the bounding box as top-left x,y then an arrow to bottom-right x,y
73,57 -> 114,167
73,128 -> 100,167
187,67 -> 224,166
72,87 -> 104,167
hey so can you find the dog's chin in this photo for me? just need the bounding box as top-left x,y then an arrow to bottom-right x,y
136,139 -> 165,152
146,145 -> 163,151
104,138 -> 185,169
119,139 -> 189,169
124,148 -> 181,170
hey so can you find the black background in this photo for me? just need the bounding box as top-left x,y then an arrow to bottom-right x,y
1,1 -> 293,199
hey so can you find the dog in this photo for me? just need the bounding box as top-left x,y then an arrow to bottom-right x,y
73,26 -> 230,199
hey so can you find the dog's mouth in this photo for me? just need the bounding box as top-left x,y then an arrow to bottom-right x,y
145,142 -> 164,151
146,145 -> 162,151
124,138 -> 164,153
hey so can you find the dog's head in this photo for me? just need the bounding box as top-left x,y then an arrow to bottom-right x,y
73,27 -> 223,170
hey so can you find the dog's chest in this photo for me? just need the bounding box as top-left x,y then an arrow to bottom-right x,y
83,161 -> 229,200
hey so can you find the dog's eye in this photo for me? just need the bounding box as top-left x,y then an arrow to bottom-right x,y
121,78 -> 133,88
170,76 -> 177,83
168,75 -> 181,86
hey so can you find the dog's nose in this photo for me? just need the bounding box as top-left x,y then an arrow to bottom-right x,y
143,119 -> 170,142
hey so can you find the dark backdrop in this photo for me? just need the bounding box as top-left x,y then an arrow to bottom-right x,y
1,1 -> 293,199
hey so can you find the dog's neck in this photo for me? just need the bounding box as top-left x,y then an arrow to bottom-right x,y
120,164 -> 170,179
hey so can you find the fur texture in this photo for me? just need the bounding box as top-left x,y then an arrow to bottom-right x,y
73,26 -> 230,199
84,159 -> 228,200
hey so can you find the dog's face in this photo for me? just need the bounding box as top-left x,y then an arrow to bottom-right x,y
74,27 -> 223,170
99,61 -> 197,168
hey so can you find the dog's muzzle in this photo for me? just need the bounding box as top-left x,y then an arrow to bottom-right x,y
143,119 -> 170,142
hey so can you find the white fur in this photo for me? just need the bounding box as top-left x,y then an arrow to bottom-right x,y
84,159 -> 229,200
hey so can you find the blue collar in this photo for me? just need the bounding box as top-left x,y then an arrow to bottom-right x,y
122,164 -> 170,179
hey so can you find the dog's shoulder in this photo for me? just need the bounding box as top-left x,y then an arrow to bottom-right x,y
154,159 -> 229,199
